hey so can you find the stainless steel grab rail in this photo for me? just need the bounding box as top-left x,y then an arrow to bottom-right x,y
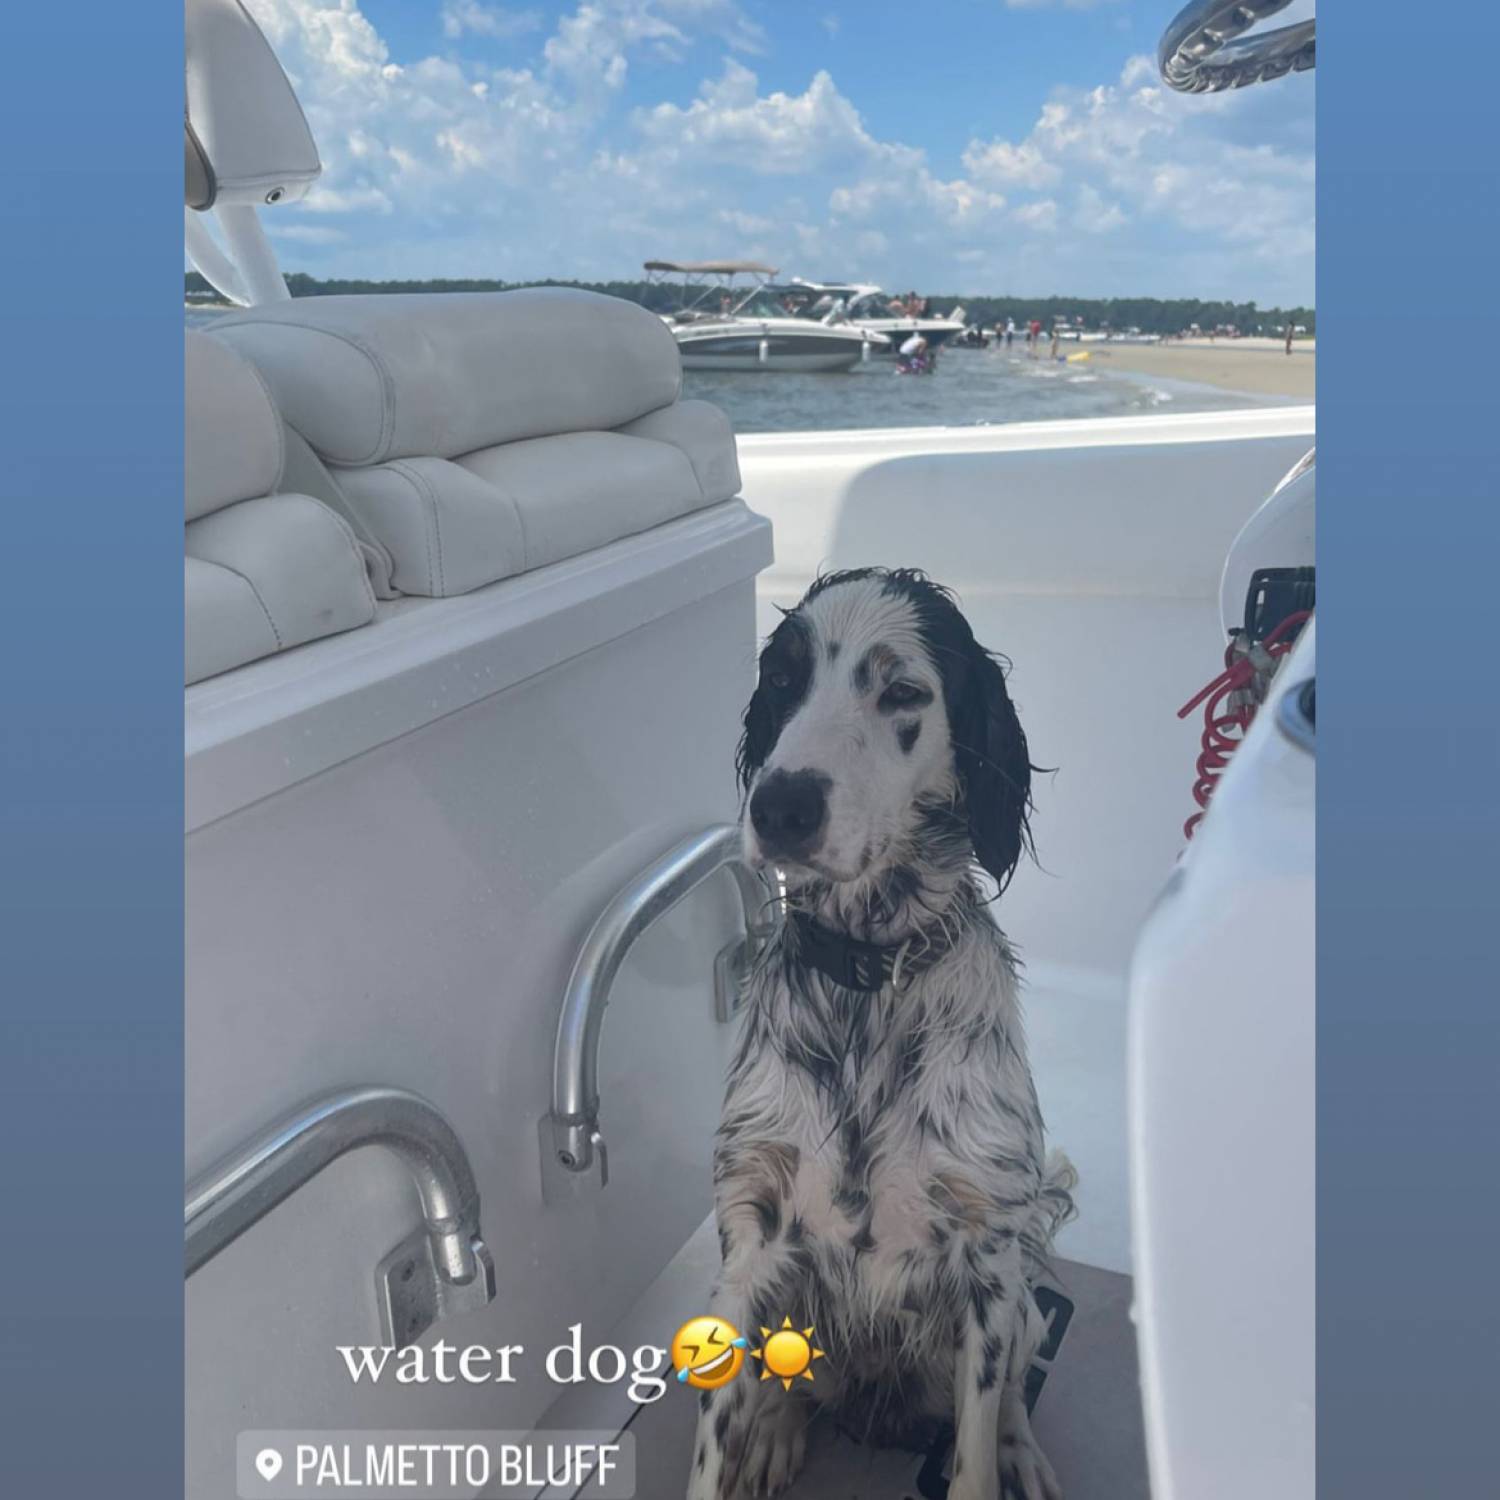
545,825 -> 778,1191
186,1086 -> 496,1343
1159,0 -> 1314,93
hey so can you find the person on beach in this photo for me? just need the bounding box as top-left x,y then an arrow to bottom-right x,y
1050,324 -> 1061,361
1005,317 -> 1015,349
1285,322 -> 1294,355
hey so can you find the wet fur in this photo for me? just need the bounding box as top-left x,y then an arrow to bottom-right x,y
690,570 -> 1075,1500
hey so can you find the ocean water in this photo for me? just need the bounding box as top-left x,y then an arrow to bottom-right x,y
686,345 -> 1266,433
186,308 -> 1265,432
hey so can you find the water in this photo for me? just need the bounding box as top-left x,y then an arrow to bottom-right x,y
685,344 -> 1266,433
186,308 -> 1267,432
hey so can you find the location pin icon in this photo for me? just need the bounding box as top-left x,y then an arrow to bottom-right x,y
255,1449 -> 283,1482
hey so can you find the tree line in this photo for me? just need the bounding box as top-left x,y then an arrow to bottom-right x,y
186,271 -> 1314,336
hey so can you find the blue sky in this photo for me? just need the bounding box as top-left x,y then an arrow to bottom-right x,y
240,0 -> 1315,304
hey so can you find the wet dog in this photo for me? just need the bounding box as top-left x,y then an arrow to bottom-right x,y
688,569 -> 1075,1500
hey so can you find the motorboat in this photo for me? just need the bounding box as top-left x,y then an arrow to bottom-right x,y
182,1 -> 1313,1496
781,278 -> 969,352
644,259 -> 888,371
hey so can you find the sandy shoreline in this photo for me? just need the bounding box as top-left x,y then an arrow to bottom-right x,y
1086,340 -> 1315,400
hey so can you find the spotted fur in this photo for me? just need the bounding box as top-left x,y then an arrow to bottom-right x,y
690,570 -> 1075,1500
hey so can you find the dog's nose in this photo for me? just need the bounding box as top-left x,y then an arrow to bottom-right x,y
749,770 -> 829,857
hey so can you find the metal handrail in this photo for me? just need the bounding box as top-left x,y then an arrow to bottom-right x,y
547,825 -> 778,1183
1159,0 -> 1314,93
185,1086 -> 486,1285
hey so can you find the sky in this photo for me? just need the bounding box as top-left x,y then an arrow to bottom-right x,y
234,0 -> 1315,304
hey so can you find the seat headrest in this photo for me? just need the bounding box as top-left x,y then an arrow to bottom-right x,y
185,331 -> 284,519
185,0 -> 320,208
212,289 -> 683,466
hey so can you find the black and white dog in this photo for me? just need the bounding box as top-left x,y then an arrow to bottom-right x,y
689,569 -> 1075,1500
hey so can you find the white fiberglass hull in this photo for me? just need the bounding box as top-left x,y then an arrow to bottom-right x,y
680,347 -> 864,372
670,316 -> 878,372
855,315 -> 965,351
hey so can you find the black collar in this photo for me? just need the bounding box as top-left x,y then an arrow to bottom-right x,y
789,911 -> 943,993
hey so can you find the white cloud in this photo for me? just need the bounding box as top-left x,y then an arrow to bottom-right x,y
266,222 -> 348,243
634,61 -> 877,174
960,137 -> 1058,189
716,207 -> 774,235
232,5 -> 1312,302
1014,198 -> 1058,231
962,55 -> 1313,291
440,2 -> 542,40
543,0 -> 762,91
1073,183 -> 1125,233
636,61 -> 1006,236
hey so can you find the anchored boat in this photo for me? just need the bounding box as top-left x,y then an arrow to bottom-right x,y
645,260 -> 888,371
780,279 -> 969,353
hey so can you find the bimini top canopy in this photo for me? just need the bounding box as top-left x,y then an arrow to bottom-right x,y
644,260 -> 781,277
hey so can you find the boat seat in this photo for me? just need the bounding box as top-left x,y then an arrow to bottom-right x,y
185,331 -> 376,685
211,289 -> 742,598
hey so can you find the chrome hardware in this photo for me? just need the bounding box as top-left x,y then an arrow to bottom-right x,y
376,1223 -> 496,1349
543,825 -> 778,1197
185,1086 -> 496,1345
1159,0 -> 1314,93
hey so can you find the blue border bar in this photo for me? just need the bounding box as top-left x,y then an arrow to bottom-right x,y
1320,4 -> 1500,1496
0,5 -> 183,1494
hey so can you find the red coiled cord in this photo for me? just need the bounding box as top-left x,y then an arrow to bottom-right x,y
1177,611 -> 1311,839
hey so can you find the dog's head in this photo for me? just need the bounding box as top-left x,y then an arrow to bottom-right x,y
737,568 -> 1035,894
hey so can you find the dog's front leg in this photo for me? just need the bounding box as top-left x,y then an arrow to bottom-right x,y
687,1199 -> 804,1499
950,1278 -> 1007,1500
687,1266 -> 750,1500
949,1239 -> 1059,1500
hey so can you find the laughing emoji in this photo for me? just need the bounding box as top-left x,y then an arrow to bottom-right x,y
670,1316 -> 748,1390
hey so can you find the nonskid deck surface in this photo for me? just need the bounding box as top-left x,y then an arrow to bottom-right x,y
625,1259 -> 1148,1500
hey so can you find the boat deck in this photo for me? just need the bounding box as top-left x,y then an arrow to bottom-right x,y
625,1255 -> 1148,1500
524,971 -> 1143,1498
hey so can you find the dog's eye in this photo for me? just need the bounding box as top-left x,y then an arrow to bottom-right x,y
767,670 -> 792,691
880,681 -> 930,710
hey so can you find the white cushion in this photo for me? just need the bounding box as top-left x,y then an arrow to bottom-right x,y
615,400 -> 742,506
185,555 -> 278,683
185,330 -> 283,519
185,330 -> 376,683
213,290 -> 683,465
457,431 -> 700,575
329,408 -> 739,599
185,494 -> 376,684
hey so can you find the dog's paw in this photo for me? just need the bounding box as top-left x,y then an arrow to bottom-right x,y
732,1398 -> 810,1498
997,1404 -> 1062,1500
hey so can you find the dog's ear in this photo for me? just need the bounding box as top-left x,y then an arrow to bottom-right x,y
736,617 -> 790,793
735,667 -> 779,794
949,640 -> 1035,893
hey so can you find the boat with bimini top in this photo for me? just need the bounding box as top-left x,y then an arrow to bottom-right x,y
645,259 -> 888,371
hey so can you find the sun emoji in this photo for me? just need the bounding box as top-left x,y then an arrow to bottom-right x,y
750,1317 -> 826,1391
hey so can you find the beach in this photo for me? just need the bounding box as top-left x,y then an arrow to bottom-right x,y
1086,336 -> 1315,401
